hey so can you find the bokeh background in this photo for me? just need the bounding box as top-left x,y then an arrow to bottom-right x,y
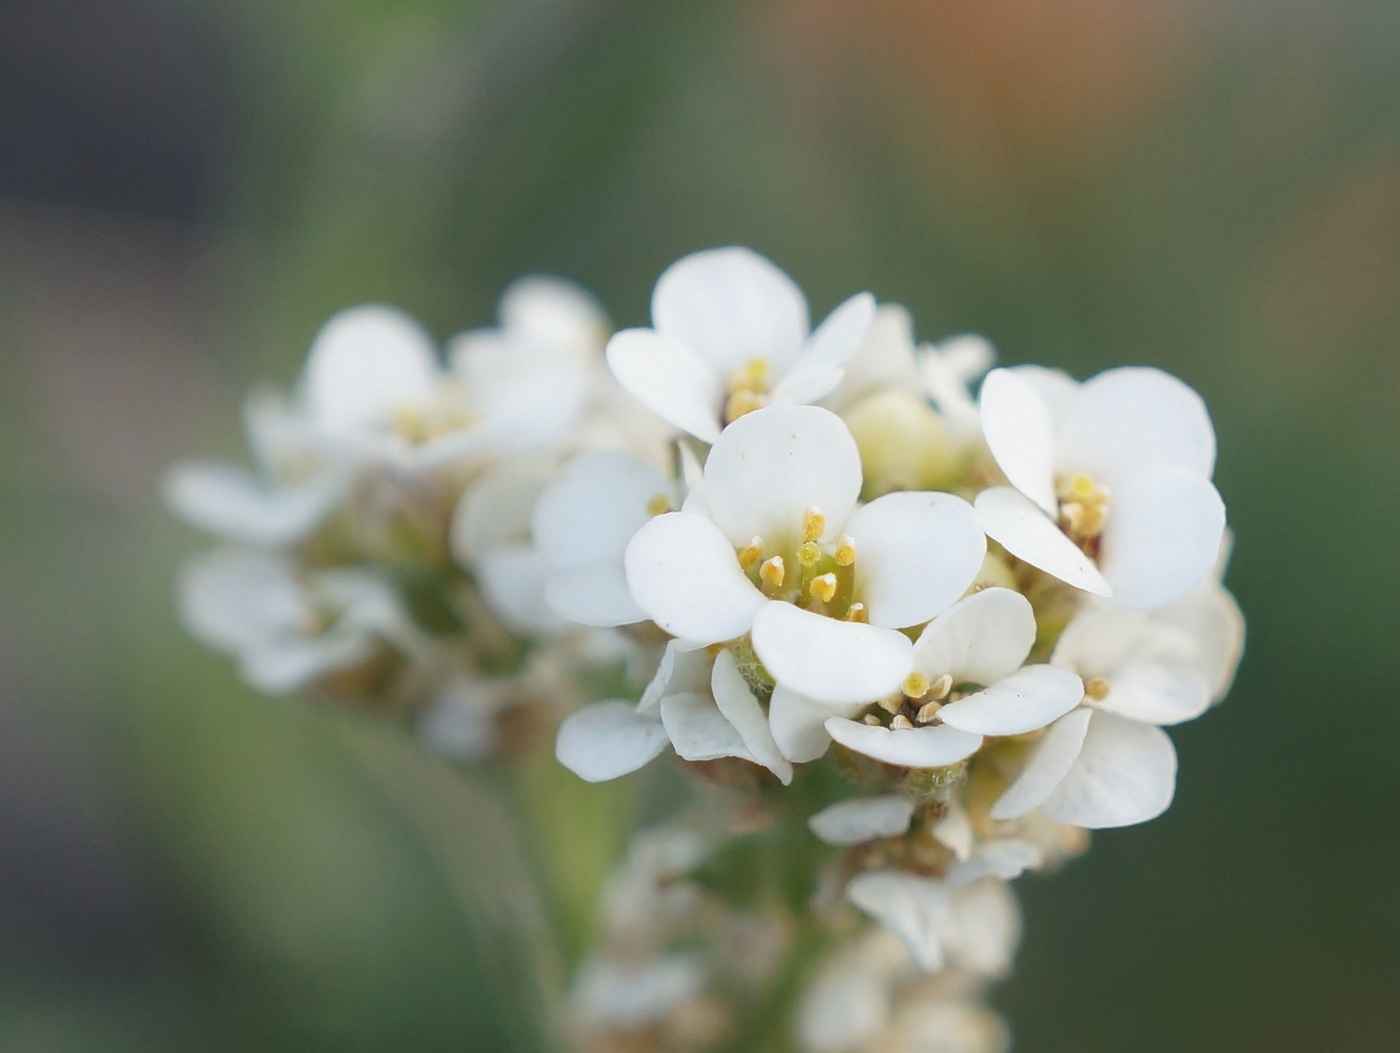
3,1 -> 1399,1050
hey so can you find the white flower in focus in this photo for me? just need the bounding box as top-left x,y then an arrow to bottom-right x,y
975,366 -> 1225,610
626,404 -> 986,706
824,587 -> 1084,772
178,548 -> 413,695
606,247 -> 875,443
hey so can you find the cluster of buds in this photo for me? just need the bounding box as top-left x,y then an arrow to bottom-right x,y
170,246 -> 1243,1050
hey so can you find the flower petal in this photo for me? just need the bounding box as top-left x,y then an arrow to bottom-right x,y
771,292 -> 875,404
1058,366 -> 1216,485
845,491 -> 986,628
768,686 -> 860,762
990,708 -> 1092,820
178,549 -> 307,650
704,404 -> 862,548
752,602 -> 912,705
712,649 -> 794,784
533,450 -> 668,570
476,543 -> 565,636
975,486 -> 1111,596
624,512 -> 765,645
948,840 -> 1044,885
302,304 -> 439,431
651,246 -> 809,374
606,328 -> 724,443
639,640 -> 714,712
555,701 -> 669,782
545,565 -> 646,627
938,665 -> 1085,736
452,459 -> 551,565
979,368 -> 1058,513
660,692 -> 756,764
846,870 -> 951,972
808,796 -> 916,846
497,275 -> 607,360
1098,466 -> 1225,611
1093,658 -> 1211,727
910,587 -> 1037,686
1153,580 -> 1246,702
826,717 -> 983,769
942,880 -> 1022,980
163,461 -> 339,547
1041,711 -> 1177,829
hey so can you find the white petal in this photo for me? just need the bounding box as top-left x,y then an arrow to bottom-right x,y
178,549 -> 307,650
711,650 -> 794,784
163,461 -> 338,547
660,692 -> 756,764
943,880 -> 1022,980
533,450 -> 667,570
1153,580 -> 1246,702
545,565 -> 646,627
808,796 -> 916,846
975,487 -> 1111,596
651,246 -> 809,374
826,718 -> 982,770
605,328 -> 724,443
624,512 -> 765,645
990,708 -> 1092,820
703,404 -> 861,548
1041,711 -> 1177,829
768,686 -> 859,763
555,700 -> 669,782
845,491 -> 986,628
949,840 -> 1044,885
931,802 -> 974,860
771,292 -> 875,404
1093,658 -> 1211,727
1058,366 -> 1216,485
452,459 -> 551,565
476,544 -> 566,636
752,603 -> 912,705
571,955 -> 704,1029
846,870 -> 951,972
497,275 -> 607,359
241,634 -> 372,695
937,665 -> 1085,736
910,587 -> 1037,686
824,301 -> 922,408
639,640 -> 714,712
1098,467 -> 1225,610
979,368 -> 1058,513
302,304 -> 438,431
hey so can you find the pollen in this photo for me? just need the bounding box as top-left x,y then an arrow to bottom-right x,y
1085,677 -> 1111,701
845,602 -> 868,623
646,493 -> 672,516
810,572 -> 838,604
802,507 -> 826,543
834,535 -> 856,566
726,357 -> 771,395
759,556 -> 786,591
902,672 -> 931,699
1067,474 -> 1097,500
737,536 -> 765,568
724,389 -> 769,423
797,541 -> 822,566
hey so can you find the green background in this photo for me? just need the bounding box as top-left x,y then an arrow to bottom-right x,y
2,1 -> 1398,1049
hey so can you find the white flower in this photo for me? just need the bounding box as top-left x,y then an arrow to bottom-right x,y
177,548 -> 413,695
569,954 -> 706,1031
990,582 -> 1241,829
975,365 -> 1225,610
808,796 -> 918,846
625,404 -> 986,705
824,587 -> 1084,771
919,333 -> 996,445
606,247 -> 875,443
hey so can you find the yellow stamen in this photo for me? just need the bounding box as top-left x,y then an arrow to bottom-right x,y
834,535 -> 857,566
646,493 -> 671,517
1085,677 -> 1111,701
810,573 -> 838,604
737,536 -> 765,569
1067,474 -> 1097,500
726,357 -> 770,395
802,507 -> 826,543
845,603 -> 868,623
759,556 -> 786,591
724,389 -> 768,423
902,672 -> 931,700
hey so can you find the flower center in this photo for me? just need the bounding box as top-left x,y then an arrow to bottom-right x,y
736,506 -> 865,619
723,358 -> 772,424
391,385 -> 475,445
1055,473 -> 1110,552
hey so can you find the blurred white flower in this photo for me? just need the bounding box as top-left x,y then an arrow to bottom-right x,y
606,247 -> 875,443
975,365 -> 1225,610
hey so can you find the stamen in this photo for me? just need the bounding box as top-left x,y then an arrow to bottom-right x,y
845,603 -> 868,623
1067,474 -> 1097,500
902,672 -> 931,699
797,541 -> 822,567
929,673 -> 954,700
724,389 -> 768,423
646,493 -> 672,517
759,556 -> 786,591
810,572 -> 838,604
863,713 -> 883,726
802,507 -> 826,543
877,694 -> 904,715
834,535 -> 856,566
1085,677 -> 1111,701
890,714 -> 914,731
915,700 -> 943,724
737,536 -> 765,569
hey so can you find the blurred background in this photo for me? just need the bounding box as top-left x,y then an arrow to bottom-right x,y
2,0 -> 1399,1049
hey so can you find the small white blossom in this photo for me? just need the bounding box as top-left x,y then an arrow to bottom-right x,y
975,365 -> 1225,610
606,247 -> 875,443
808,795 -> 918,846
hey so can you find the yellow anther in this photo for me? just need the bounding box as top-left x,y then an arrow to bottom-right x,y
903,672 -> 931,699
646,493 -> 671,517
759,556 -> 786,591
890,714 -> 915,731
797,541 -> 822,566
726,357 -> 771,395
810,573 -> 838,604
737,536 -> 765,569
1085,677 -> 1111,701
1067,474 -> 1097,500
929,673 -> 954,700
802,507 -> 826,543
834,535 -> 857,566
863,713 -> 883,726
845,602 -> 868,623
915,700 -> 943,724
724,389 -> 768,423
